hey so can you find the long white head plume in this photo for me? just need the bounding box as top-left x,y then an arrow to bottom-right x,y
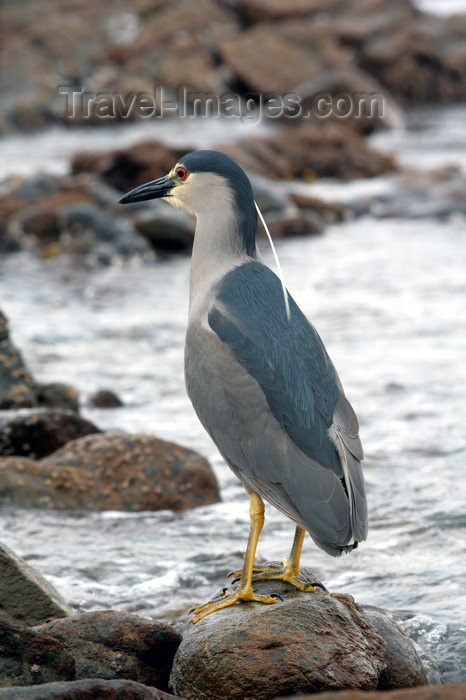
255,201 -> 291,322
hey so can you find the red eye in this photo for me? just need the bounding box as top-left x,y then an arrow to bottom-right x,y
176,166 -> 188,181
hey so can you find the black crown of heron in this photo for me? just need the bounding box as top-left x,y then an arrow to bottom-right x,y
120,150 -> 367,622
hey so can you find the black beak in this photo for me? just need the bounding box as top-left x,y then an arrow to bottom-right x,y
119,175 -> 175,204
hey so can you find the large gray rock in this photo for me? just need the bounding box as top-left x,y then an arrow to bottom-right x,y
364,607 -> 427,689
0,409 -> 99,459
0,542 -> 71,626
170,567 -> 389,699
34,612 -> 181,691
0,679 -> 183,699
0,618 -> 75,688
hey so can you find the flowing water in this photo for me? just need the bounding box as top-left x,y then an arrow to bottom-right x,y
0,106 -> 465,683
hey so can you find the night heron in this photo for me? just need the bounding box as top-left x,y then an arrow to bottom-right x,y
120,150 -> 367,622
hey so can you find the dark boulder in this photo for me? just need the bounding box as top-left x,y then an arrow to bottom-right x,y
364,607 -> 427,689
290,192 -> 349,223
268,212 -> 325,238
88,390 -> 123,408
71,142 -> 189,194
0,618 -> 75,688
217,122 -> 396,181
0,434 -> 220,511
134,205 -> 194,253
0,317 -> 37,409
170,567 -> 388,699
0,409 -> 100,459
0,679 -> 183,699
34,611 -> 181,691
0,542 -> 71,627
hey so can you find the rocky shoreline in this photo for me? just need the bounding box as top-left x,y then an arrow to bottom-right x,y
0,308 -> 463,698
1,0 -> 466,134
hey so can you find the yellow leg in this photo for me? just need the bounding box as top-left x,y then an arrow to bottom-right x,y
191,492 -> 278,623
228,525 -> 319,592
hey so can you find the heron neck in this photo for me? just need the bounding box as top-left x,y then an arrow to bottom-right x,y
189,204 -> 257,315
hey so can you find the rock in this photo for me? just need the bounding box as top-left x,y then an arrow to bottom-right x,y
71,142 -> 189,194
240,0 -> 344,24
0,618 -> 75,688
15,208 -> 59,244
170,566 -> 388,699
0,434 -> 220,511
88,389 -> 123,408
217,122 -> 396,181
0,318 -> 37,409
284,684 -> 466,699
43,434 -> 220,511
36,383 -> 80,413
290,193 -> 349,223
0,314 -> 8,343
0,456 -> 97,509
156,48 -> 229,95
0,542 -> 71,626
34,611 -> 181,691
134,205 -> 194,252
8,175 -> 59,201
0,409 -> 100,459
364,607 -> 427,689
0,679 -> 183,699
218,21 -> 350,95
268,213 -> 325,238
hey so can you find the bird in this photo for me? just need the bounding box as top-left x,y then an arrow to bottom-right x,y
120,150 -> 368,623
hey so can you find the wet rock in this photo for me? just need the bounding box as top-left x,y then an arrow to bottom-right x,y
43,433 -> 220,511
36,383 -> 80,413
71,142 -> 189,194
240,0 -> 344,24
0,316 -> 37,409
0,679 -> 183,699
285,684 -> 466,700
8,175 -> 59,201
268,212 -> 325,238
0,409 -> 100,459
218,122 -> 396,181
16,208 -> 59,244
290,193 -> 349,223
170,567 -> 388,699
0,618 -> 75,687
34,611 -> 181,691
156,47 -> 229,95
0,456 -> 97,510
218,21 -> 350,95
57,203 -> 153,262
0,434 -> 219,511
0,314 -> 8,343
134,205 -> 194,252
88,389 -> 123,408
0,542 -> 71,626
364,607 -> 427,689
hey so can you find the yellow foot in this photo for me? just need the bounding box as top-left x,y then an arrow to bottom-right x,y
227,564 -> 325,593
190,587 -> 278,623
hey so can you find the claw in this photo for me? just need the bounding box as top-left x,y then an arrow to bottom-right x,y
191,587 -> 278,623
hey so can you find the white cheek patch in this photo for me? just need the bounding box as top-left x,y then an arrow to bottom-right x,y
165,193 -> 195,215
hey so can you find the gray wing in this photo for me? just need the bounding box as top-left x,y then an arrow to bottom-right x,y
186,261 -> 367,553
